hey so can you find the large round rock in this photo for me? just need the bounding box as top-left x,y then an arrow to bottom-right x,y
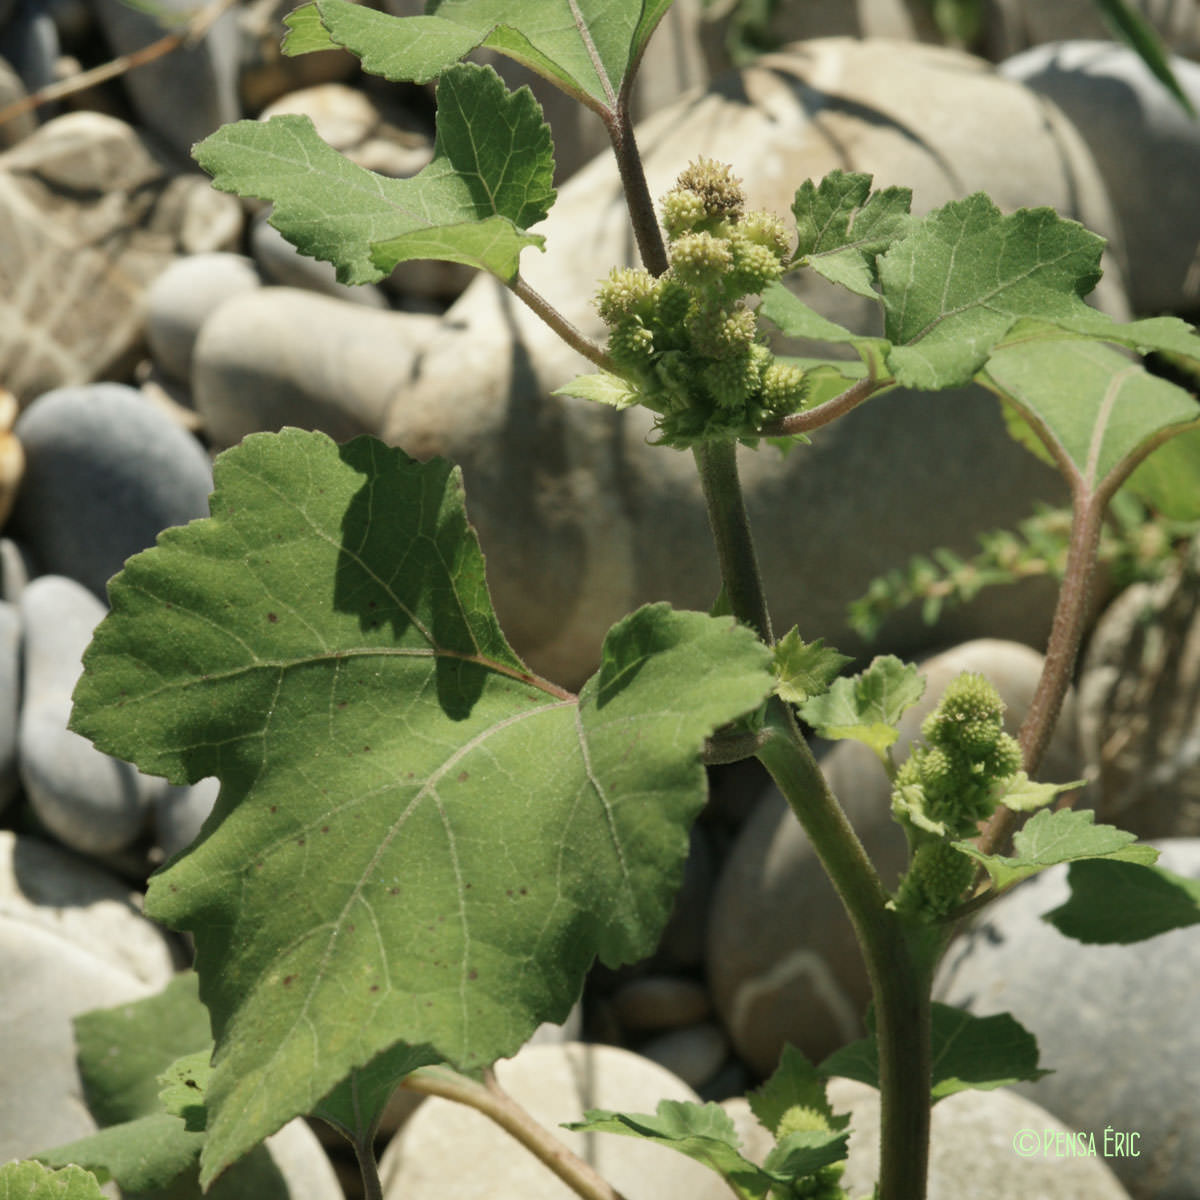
11,384 -> 214,599
935,838 -> 1200,1199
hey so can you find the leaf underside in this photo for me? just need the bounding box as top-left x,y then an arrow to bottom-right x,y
285,0 -> 675,113
820,1003 -> 1049,1101
70,428 -> 773,1184
192,62 -> 555,284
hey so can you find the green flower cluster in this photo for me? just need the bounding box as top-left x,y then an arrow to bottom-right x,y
774,1105 -> 849,1199
892,673 -> 1023,918
594,159 -> 806,446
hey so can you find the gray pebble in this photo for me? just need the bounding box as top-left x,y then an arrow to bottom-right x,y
0,601 -> 19,815
19,575 -> 163,855
154,776 -> 219,861
637,1022 -> 730,1093
11,384 -> 214,600
146,253 -> 262,384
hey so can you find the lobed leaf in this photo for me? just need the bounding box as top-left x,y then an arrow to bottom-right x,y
747,1043 -> 848,1135
285,0 -> 675,114
771,630 -> 852,706
554,371 -> 641,410
790,170 -> 912,298
193,63 -> 554,284
953,808 -> 1157,891
0,1164 -> 107,1200
70,429 -> 774,1185
993,771 -> 1082,814
798,655 -> 925,763
982,335 -> 1200,497
878,195 -> 1104,389
1045,858 -> 1200,944
565,1100 -> 847,1200
820,1003 -> 1049,1101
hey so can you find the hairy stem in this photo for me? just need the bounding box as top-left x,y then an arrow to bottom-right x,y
510,276 -> 617,371
757,707 -> 933,1200
691,430 -> 928,1199
402,1066 -> 630,1200
352,1136 -> 385,1200
976,491 -> 1104,857
758,372 -> 887,437
692,439 -> 773,640
603,105 -> 669,277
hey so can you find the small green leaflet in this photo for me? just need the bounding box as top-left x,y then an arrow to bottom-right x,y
1124,427 -> 1200,520
192,63 -> 555,284
283,0 -> 675,116
878,195 -> 1104,390
554,371 -> 641,410
993,771 -> 1083,814
819,1004 -> 1050,1102
70,429 -> 774,1185
798,655 -> 925,763
0,1163 -> 107,1200
790,170 -> 912,298
565,1100 -> 847,1200
772,629 -> 852,705
953,808 -> 1158,891
747,1044 -> 848,1136
1046,858 -> 1200,944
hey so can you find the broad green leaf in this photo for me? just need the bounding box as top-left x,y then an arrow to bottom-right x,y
312,1042 -> 441,1146
820,1004 -> 1049,1101
982,338 -> 1200,496
1046,858 -> 1200,944
954,807 -> 1158,891
73,972 -> 211,1127
798,655 -> 925,763
554,371 -> 641,409
878,195 -> 1104,389
70,429 -> 774,1185
758,284 -> 891,377
747,1044 -> 848,1136
565,1100 -> 847,1200
42,974 -> 289,1199
993,771 -> 1083,813
193,63 -> 554,284
36,1115 -> 208,1195
0,1163 -> 106,1200
790,170 -> 912,298
1122,426 -> 1200,519
1094,0 -> 1197,116
285,0 -> 675,114
772,630 -> 852,705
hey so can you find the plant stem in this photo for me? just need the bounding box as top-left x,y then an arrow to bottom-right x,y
510,276 -> 617,371
402,1066 -> 630,1200
692,439 -> 773,640
758,373 -> 886,437
976,492 -> 1104,856
603,105 -> 669,277
757,707 -> 934,1200
352,1135 -> 385,1200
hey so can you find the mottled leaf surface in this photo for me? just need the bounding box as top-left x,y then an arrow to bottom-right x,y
0,1164 -> 107,1200
955,808 -> 1157,891
193,63 -> 554,284
285,0 -> 674,112
70,429 -> 773,1184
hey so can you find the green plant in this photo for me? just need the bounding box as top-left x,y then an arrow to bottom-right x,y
17,4 -> 1200,1199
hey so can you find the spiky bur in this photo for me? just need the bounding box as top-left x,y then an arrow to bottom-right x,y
773,1106 -> 850,1199
593,158 -> 806,446
891,673 -> 1023,919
